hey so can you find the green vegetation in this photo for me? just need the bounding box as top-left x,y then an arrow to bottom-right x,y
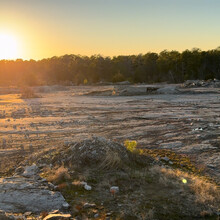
1,48 -> 220,86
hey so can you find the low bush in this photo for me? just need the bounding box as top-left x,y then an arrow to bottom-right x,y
20,87 -> 40,99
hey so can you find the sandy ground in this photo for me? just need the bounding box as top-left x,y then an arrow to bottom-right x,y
0,85 -> 220,182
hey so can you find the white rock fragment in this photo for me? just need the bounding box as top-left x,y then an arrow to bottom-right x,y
84,184 -> 92,191
94,213 -> 99,218
110,186 -> 119,194
62,202 -> 70,209
193,127 -> 203,131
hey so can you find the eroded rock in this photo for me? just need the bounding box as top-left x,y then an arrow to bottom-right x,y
22,164 -> 38,177
0,176 -> 68,213
178,143 -> 217,153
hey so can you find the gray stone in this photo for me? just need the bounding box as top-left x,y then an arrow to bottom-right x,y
161,156 -> 170,162
157,86 -> 180,94
62,202 -> 70,209
94,213 -> 99,218
22,164 -> 38,177
178,144 -> 217,153
0,176 -> 68,213
160,142 -> 183,149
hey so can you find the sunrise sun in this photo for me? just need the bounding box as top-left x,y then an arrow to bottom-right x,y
0,33 -> 19,60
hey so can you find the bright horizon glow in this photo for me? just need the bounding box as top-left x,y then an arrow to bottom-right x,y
0,33 -> 19,60
1,0 -> 220,60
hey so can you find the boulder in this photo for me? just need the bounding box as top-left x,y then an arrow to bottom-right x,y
0,176 -> 68,213
22,164 -> 38,177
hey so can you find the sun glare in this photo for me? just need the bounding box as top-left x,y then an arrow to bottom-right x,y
0,33 -> 19,60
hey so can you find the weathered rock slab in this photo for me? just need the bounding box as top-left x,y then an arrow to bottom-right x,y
160,141 -> 183,149
0,176 -> 67,213
178,143 -> 217,153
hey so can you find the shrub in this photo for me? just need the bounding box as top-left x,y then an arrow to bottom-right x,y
20,87 -> 40,99
47,166 -> 70,184
124,140 -> 137,152
99,150 -> 122,170
112,72 -> 125,83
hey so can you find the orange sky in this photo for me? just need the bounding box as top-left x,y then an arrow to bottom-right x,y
1,0 -> 220,60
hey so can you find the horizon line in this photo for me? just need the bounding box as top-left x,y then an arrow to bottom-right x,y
1,46 -> 220,62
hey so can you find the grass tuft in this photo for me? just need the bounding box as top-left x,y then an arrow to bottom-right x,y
47,166 -> 70,184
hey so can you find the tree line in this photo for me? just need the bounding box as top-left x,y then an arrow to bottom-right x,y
0,48 -> 220,86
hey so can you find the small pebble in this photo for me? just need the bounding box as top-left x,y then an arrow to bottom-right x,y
94,213 -> 99,218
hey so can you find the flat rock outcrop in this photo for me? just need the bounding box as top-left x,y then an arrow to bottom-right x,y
0,165 -> 68,213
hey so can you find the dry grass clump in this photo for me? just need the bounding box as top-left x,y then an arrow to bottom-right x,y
20,86 -> 40,99
149,166 -> 219,206
128,203 -> 155,220
191,177 -> 218,203
138,208 -> 155,220
99,150 -> 122,170
57,182 -> 69,190
46,166 -> 70,184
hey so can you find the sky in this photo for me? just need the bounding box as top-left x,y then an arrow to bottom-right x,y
0,0 -> 220,60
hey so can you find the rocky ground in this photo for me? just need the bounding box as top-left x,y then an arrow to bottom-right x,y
0,137 -> 220,219
0,83 -> 220,219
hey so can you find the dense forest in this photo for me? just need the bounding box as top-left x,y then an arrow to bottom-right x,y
0,48 -> 220,86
